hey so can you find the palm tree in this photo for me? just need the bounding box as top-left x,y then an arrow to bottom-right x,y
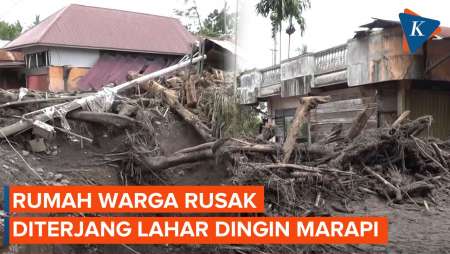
256,0 -> 310,61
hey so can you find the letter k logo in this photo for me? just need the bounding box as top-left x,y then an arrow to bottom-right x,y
399,12 -> 440,53
410,21 -> 425,36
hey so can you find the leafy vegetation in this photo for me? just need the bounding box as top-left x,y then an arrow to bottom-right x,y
256,0 -> 310,38
174,0 -> 235,37
0,20 -> 22,40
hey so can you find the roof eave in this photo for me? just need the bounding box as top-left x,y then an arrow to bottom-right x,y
0,62 -> 25,68
5,43 -> 188,56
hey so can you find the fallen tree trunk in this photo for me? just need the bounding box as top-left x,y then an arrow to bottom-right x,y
0,55 -> 206,138
137,148 -> 214,171
142,81 -> 214,142
282,96 -> 331,163
137,141 -> 279,171
0,96 -> 86,109
68,111 -> 139,128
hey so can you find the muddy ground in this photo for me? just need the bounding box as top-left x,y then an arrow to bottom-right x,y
0,113 -> 449,254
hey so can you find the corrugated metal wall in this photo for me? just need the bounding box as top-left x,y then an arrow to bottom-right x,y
410,88 -> 450,139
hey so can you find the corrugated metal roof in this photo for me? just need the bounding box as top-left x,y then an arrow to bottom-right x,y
77,54 -> 168,91
359,17 -> 450,38
0,50 -> 23,62
360,18 -> 400,29
205,38 -> 237,55
6,4 -> 196,55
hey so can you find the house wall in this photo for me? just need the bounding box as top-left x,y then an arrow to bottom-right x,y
49,47 -> 100,68
268,85 -> 378,142
27,75 -> 48,90
347,27 -> 424,86
408,81 -> 450,139
0,68 -> 23,89
23,46 -> 99,91
427,39 -> 450,81
48,66 -> 64,92
22,46 -> 100,68
309,86 -> 377,141
67,67 -> 90,91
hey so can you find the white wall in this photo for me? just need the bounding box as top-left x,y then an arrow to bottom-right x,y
49,47 -> 99,68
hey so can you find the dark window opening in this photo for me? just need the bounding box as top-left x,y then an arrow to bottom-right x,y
26,51 -> 49,69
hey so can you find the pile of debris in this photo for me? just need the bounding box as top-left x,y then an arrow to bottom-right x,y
1,56 -> 450,254
0,56 -> 449,221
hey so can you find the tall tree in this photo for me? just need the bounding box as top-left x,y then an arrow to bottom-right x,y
0,20 -> 22,40
256,0 -> 310,60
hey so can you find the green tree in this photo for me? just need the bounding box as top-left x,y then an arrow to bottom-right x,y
0,20 -> 22,40
200,7 -> 235,37
256,0 -> 310,58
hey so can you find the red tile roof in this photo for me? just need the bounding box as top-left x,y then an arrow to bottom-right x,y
6,4 -> 196,55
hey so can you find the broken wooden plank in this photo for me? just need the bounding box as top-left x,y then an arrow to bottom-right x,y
345,106 -> 376,141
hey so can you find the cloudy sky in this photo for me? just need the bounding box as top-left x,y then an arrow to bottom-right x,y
1,0 -> 449,69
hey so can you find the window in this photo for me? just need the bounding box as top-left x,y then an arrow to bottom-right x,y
26,51 -> 49,69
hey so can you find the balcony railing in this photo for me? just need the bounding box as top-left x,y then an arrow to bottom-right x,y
238,44 -> 349,103
314,44 -> 347,75
261,65 -> 281,87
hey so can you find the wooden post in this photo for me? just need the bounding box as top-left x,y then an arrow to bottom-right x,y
397,80 -> 410,115
282,96 -> 330,163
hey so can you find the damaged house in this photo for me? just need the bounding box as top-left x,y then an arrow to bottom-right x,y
238,18 -> 450,140
5,4 -> 196,92
0,40 -> 24,89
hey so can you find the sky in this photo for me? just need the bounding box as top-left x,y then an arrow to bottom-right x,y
1,0 -> 450,69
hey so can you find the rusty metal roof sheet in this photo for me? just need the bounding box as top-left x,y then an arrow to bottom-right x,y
77,54 -> 168,91
360,18 -> 400,29
0,49 -> 24,68
5,4 -> 196,55
359,17 -> 450,38
0,50 -> 23,62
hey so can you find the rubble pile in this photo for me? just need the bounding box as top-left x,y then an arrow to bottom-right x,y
0,59 -> 449,219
